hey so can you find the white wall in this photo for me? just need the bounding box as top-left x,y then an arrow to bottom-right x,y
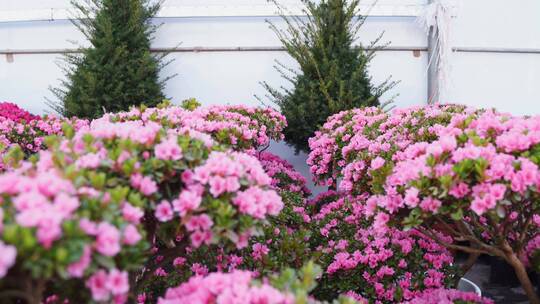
0,0 -> 428,114
1,0 -> 540,192
447,0 -> 540,115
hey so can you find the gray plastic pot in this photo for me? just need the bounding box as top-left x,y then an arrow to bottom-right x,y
458,277 -> 482,296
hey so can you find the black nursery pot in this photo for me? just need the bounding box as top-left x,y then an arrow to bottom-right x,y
489,256 -> 521,287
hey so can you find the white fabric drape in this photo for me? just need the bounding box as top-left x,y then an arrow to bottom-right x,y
417,0 -> 456,103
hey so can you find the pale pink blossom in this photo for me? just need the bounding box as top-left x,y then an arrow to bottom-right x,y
0,242 -> 16,278
106,269 -> 129,295
123,224 -> 142,245
155,201 -> 174,222
95,222 -> 121,257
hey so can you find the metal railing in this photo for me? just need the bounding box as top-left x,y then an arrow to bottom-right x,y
1,46 -> 540,55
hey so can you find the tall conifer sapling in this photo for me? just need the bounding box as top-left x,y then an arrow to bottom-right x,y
262,0 -> 395,153
49,0 -> 173,119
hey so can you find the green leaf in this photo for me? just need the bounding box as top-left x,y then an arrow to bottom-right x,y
450,208 -> 463,221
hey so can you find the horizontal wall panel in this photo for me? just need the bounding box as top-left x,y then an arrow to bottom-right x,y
0,0 -> 429,23
448,51 -> 540,116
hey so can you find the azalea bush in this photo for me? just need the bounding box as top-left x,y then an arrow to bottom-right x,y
0,115 -> 88,165
103,101 -> 287,152
374,110 -> 540,302
308,192 -> 458,303
307,104 -> 473,190
0,103 -> 289,303
403,288 -> 494,304
159,262 -> 356,304
0,102 -> 40,122
136,151 -> 314,302
316,106 -> 540,302
0,151 -> 148,303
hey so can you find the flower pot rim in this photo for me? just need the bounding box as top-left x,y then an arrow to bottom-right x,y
459,277 -> 482,296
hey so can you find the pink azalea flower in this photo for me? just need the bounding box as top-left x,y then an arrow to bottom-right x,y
106,269 -> 129,295
185,214 -> 213,232
67,245 -> 91,278
123,224 -> 142,245
172,190 -> 201,216
173,257 -> 186,267
155,138 -> 183,161
251,243 -> 270,261
190,230 -> 213,248
0,242 -> 16,278
122,203 -> 144,224
95,222 -> 121,257
86,270 -> 110,301
155,200 -> 174,222
419,197 -> 442,213
371,157 -> 386,170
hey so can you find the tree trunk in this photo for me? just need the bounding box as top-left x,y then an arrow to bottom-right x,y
30,279 -> 45,304
505,251 -> 540,304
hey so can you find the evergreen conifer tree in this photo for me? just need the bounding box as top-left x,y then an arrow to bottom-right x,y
262,0 -> 395,153
49,0 -> 171,119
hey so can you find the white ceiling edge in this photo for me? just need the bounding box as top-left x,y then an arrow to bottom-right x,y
0,4 -> 427,23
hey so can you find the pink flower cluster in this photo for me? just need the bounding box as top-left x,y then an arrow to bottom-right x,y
0,170 -> 78,248
0,241 -> 16,278
256,152 -> 311,197
372,111 -> 540,239
0,102 -> 39,122
152,151 -> 283,249
0,112 -> 88,169
0,165 -> 142,251
86,269 -> 129,303
158,270 -> 294,304
311,104 -> 537,295
403,288 -> 494,304
310,194 -> 457,303
105,104 -> 286,151
188,151 -> 283,220
307,104 -> 471,191
0,164 -> 145,301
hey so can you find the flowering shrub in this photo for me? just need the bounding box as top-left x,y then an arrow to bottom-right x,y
256,152 -> 311,197
103,101 -> 287,151
158,270 -> 294,304
342,109 -> 540,303
308,195 -> 458,303
135,152 -> 312,302
0,103 -> 289,303
0,158 -> 147,303
159,262 -> 357,304
234,152 -> 313,275
0,102 -> 40,122
307,104 -> 472,191
403,288 -> 494,304
0,115 -> 88,165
